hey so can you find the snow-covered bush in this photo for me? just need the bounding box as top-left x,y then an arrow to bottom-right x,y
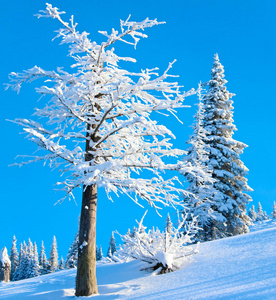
116,212 -> 199,274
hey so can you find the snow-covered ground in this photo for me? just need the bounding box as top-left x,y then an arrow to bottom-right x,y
1,220 -> 275,299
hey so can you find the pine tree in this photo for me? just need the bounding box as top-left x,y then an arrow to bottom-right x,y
181,86 -> 224,241
96,246 -> 103,261
256,202 -> 268,221
26,242 -> 40,278
200,54 -> 252,238
14,241 -> 28,280
39,241 -> 48,275
13,243 -> 23,281
65,233 -> 79,269
248,205 -> 257,222
48,236 -> 59,272
272,201 -> 276,219
106,232 -> 116,258
10,236 -> 19,281
59,257 -> 65,270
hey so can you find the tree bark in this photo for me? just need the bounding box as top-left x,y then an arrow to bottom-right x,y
75,82 -> 102,297
75,183 -> 98,296
0,263 -> 10,283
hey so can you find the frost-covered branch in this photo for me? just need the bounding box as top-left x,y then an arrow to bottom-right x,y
7,3 -> 197,210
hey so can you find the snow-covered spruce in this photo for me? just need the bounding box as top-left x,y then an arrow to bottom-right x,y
248,205 -> 257,222
10,236 -> 19,281
65,233 -> 79,269
59,257 -> 65,270
39,241 -> 48,275
256,202 -> 269,222
7,3 -> 197,296
106,232 -> 117,259
48,236 -> 59,272
96,246 -> 103,261
116,211 -> 199,274
25,241 -> 40,279
272,201 -> 276,219
199,54 -> 252,238
180,86 -> 224,241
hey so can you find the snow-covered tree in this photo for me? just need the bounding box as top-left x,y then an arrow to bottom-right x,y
256,202 -> 269,221
116,211 -> 199,274
199,54 -> 252,238
248,205 -> 257,222
48,236 -> 59,272
272,201 -> 276,219
13,241 -> 28,281
7,4 -> 196,296
65,233 -> 79,269
25,242 -> 40,279
59,257 -> 65,270
10,236 -> 19,281
27,239 -> 34,257
106,232 -> 117,258
39,241 -> 48,275
96,246 -> 103,261
165,213 -> 173,234
13,243 -> 23,281
181,86 -> 224,241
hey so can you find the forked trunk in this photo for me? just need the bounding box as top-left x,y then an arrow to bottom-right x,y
75,184 -> 98,296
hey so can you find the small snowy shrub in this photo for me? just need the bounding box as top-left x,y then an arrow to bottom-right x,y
116,212 -> 199,274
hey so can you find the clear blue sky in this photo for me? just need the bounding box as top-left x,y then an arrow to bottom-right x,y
1,0 -> 275,258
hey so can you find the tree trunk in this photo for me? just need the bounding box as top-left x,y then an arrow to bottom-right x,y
75,183 -> 98,296
0,263 -> 10,283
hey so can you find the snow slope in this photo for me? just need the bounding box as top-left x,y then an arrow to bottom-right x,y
1,220 -> 275,299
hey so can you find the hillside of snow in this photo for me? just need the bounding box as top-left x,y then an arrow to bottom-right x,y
0,220 -> 275,299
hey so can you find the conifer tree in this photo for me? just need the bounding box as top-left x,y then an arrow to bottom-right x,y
48,236 -> 59,272
18,243 -> 23,266
256,202 -> 269,221
106,232 -> 116,258
200,54 -> 252,238
14,241 -> 28,280
59,257 -> 65,270
10,236 -> 19,281
272,201 -> 276,219
181,86 -> 224,241
26,242 -> 40,278
27,239 -> 34,257
65,233 -> 79,269
39,241 -> 48,275
13,243 -> 23,281
248,205 -> 257,222
96,246 -> 103,261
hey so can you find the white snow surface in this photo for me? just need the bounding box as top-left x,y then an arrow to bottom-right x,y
1,220 -> 275,299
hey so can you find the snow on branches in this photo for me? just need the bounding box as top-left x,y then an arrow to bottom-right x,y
116,211 -> 199,274
7,4 -> 196,211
